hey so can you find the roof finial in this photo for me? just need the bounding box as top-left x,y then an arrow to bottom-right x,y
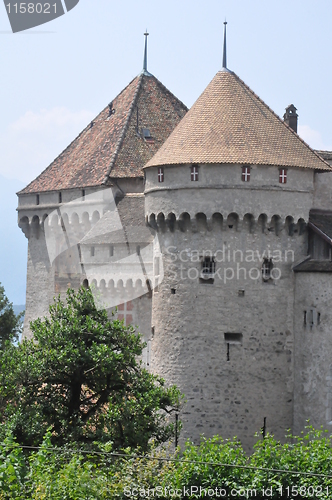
143,30 -> 149,73
222,20 -> 227,69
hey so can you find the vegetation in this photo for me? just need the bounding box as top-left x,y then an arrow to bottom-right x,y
0,287 -> 182,450
0,282 -> 23,350
0,427 -> 332,499
1,286 -> 331,498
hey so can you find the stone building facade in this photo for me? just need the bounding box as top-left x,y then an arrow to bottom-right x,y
17,42 -> 332,450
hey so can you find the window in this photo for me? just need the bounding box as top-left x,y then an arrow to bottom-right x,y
142,128 -> 151,138
109,245 -> 114,257
200,256 -> 216,284
242,166 -> 251,182
224,333 -> 243,361
91,246 -> 95,257
58,192 -> 62,204
224,333 -> 243,343
191,165 -> 199,181
262,258 -> 273,281
279,168 -> 287,184
36,194 -> 40,205
82,189 -> 85,201
158,167 -> 164,183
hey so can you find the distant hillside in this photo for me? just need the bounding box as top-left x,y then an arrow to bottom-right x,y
0,175 -> 27,304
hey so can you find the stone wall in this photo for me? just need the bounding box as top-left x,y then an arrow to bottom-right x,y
149,217 -> 305,451
293,272 -> 332,435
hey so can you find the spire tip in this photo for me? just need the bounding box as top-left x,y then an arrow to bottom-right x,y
222,20 -> 227,69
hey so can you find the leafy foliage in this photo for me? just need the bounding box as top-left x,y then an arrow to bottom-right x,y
0,287 -> 182,450
0,427 -> 332,499
0,282 -> 23,350
1,425 -> 330,500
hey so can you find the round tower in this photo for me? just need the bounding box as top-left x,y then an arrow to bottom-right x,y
143,61 -> 331,449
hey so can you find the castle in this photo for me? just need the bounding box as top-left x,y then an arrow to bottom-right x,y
17,31 -> 332,450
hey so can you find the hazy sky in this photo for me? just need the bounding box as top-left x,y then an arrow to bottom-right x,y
1,0 -> 332,184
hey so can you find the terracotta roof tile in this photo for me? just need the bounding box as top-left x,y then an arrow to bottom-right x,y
145,70 -> 331,171
19,74 -> 187,194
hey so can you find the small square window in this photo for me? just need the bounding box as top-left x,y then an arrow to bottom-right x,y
224,333 -> 243,344
242,166 -> 251,182
158,167 -> 164,183
191,165 -> 199,181
279,169 -> 287,184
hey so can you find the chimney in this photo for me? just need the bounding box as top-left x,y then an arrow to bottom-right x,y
283,104 -> 298,133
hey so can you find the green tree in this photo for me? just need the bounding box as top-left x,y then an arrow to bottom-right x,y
0,282 -> 23,350
0,287 -> 182,450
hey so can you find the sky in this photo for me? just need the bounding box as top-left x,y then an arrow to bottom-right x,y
0,0 -> 332,304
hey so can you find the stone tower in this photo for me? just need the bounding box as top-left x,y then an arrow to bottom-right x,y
16,32 -> 332,451
17,36 -> 187,342
144,62 -> 332,449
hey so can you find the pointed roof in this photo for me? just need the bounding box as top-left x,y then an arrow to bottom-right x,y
19,73 -> 187,194
145,70 -> 331,171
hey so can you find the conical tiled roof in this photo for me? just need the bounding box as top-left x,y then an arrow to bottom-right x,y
19,73 -> 187,194
145,70 -> 331,171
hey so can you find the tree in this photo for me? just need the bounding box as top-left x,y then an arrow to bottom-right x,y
0,282 -> 22,350
0,287 -> 182,450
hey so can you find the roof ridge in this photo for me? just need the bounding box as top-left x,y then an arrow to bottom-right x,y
150,73 -> 189,113
103,74 -> 144,184
18,74 -> 143,195
232,71 -> 332,171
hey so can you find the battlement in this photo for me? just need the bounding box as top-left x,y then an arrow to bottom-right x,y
146,211 -> 306,236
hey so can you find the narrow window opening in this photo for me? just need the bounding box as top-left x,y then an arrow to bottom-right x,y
279,168 -> 287,184
158,167 -> 164,183
200,256 -> 216,284
317,312 -> 321,325
109,245 -> 114,257
308,309 -> 314,327
262,258 -> 273,281
227,343 -> 230,361
171,288 -> 176,295
82,189 -> 85,201
242,166 -> 251,182
58,192 -> 62,204
91,246 -> 95,257
36,194 -> 40,205
191,164 -> 199,181
304,311 -> 307,325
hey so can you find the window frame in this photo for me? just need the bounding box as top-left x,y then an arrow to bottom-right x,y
241,165 -> 251,182
157,167 -> 164,183
191,164 -> 199,182
279,168 -> 287,184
